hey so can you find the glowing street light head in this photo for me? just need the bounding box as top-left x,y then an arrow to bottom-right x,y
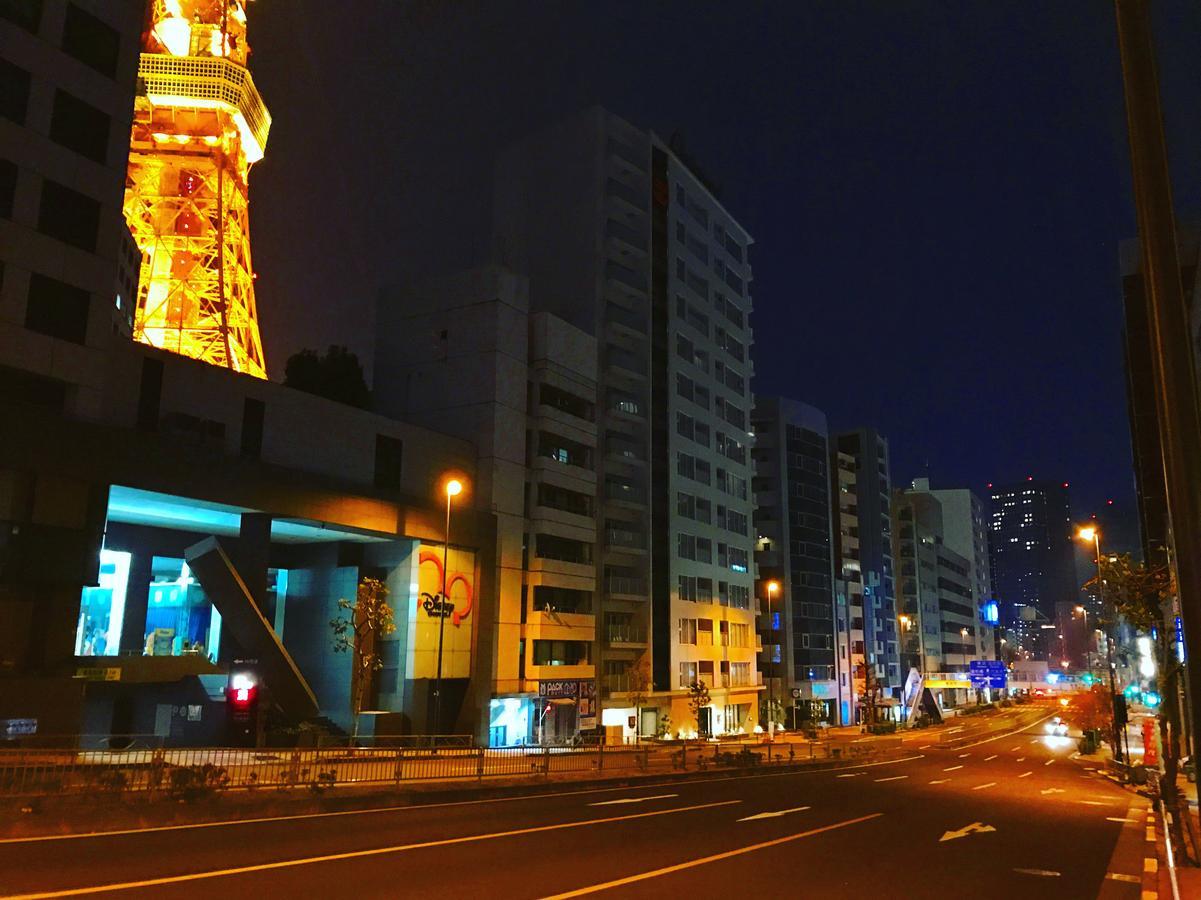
899,614 -> 911,628
1076,526 -> 1098,543
766,580 -> 780,596
445,478 -> 463,498
1074,605 -> 1086,613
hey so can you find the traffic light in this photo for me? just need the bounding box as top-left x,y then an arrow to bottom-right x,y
225,667 -> 260,745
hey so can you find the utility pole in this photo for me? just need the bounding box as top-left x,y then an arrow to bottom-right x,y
1115,0 -> 1201,819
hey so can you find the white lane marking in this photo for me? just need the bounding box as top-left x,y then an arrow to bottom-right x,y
1040,788 -> 1065,795
940,822 -> 996,842
1016,758 -> 1026,763
919,745 -> 933,750
972,783 -> 997,791
737,806 -> 810,822
1014,868 -> 1061,877
928,779 -> 951,784
1011,746 -> 1022,752
1078,800 -> 1111,806
984,755 -> 998,761
541,813 -> 884,898
1018,772 -> 1033,778
1144,857 -> 1158,873
943,766 -> 963,772
1107,817 -> 1138,823
1045,760 -> 1054,766
0,801 -> 742,899
1105,872 -> 1140,883
589,794 -> 678,806
958,753 -> 971,759
837,773 -> 864,778
874,775 -> 908,783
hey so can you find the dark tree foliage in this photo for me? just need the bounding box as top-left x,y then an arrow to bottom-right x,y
283,345 -> 370,409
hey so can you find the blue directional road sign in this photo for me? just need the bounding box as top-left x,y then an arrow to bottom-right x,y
969,659 -> 1007,689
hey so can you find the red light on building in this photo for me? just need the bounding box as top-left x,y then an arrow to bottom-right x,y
1107,499 -> 1114,506
1027,475 -> 1034,481
1062,482 -> 1069,488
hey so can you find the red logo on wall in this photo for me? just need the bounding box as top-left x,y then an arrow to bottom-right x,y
419,551 -> 474,626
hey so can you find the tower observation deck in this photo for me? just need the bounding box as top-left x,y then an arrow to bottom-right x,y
124,0 -> 271,378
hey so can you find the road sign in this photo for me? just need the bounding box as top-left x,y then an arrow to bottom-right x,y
969,660 -> 1007,689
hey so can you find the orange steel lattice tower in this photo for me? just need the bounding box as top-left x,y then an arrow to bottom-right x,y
124,0 -> 271,378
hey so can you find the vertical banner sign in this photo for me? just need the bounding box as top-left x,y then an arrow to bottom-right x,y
578,681 -> 597,730
408,544 -> 475,678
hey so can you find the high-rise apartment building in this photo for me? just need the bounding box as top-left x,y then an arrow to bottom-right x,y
494,108 -> 760,737
910,479 -> 997,660
751,397 -> 842,725
1,0 -> 143,417
988,479 -> 1076,659
833,428 -> 901,712
893,480 -> 993,707
831,449 -> 863,724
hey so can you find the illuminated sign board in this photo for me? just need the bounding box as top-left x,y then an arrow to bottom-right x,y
407,543 -> 476,679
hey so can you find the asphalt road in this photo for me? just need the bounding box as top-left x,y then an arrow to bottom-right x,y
0,711 -> 1151,899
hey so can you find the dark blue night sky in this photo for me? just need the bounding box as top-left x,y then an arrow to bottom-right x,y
247,1 -> 1201,549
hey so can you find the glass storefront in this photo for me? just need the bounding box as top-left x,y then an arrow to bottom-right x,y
145,556 -> 221,663
75,548 -> 130,657
488,697 -> 533,747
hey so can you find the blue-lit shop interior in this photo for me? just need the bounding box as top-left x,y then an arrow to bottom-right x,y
74,485 -> 445,745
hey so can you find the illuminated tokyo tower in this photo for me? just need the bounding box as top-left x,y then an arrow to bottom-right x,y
124,0 -> 271,378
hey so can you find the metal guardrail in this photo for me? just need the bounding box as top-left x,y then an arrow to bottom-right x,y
0,737 -> 895,799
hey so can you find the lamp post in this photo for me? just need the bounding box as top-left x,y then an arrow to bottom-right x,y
1074,605 -> 1094,678
431,478 -> 462,737
765,580 -> 779,738
1077,525 -> 1122,762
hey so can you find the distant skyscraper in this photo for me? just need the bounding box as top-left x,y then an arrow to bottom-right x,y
988,479 -> 1076,659
751,397 -> 843,725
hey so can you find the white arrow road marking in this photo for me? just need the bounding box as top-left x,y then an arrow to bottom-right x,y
875,775 -> 908,782
1018,772 -> 1033,778
1040,788 -> 1065,796
589,794 -> 678,806
972,782 -> 997,791
928,779 -> 951,784
836,773 -> 864,778
943,765 -> 963,772
1014,868 -> 1061,877
984,755 -> 998,761
737,806 -> 810,822
939,822 -> 996,842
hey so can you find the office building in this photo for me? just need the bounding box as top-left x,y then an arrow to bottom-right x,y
988,479 -> 1076,660
1,0 -> 143,418
375,267 -> 603,745
493,108 -> 761,736
751,397 -> 842,726
833,428 -> 901,715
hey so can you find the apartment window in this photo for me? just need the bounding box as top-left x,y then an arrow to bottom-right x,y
50,90 -> 110,163
676,373 -> 694,404
532,640 -> 590,666
719,620 -> 730,646
676,410 -> 694,441
698,660 -> 714,681
694,459 -> 711,485
1,59 -> 31,123
25,273 -> 89,344
535,534 -> 592,565
696,619 -> 713,647
679,661 -> 698,688
0,159 -> 15,219
533,586 -> 591,614
718,581 -> 729,606
695,497 -> 712,523
679,618 -> 697,645
727,510 -> 748,536
731,662 -> 751,686
677,532 -> 697,561
729,584 -> 750,609
696,577 -> 714,604
677,492 -> 695,519
541,383 -> 594,421
694,420 -> 710,448
730,623 -> 749,648
677,452 -> 695,480
695,537 -> 712,564
373,435 -> 403,491
61,4 -> 120,78
1,0 -> 43,31
678,575 -> 697,602
38,180 -> 100,252
537,482 -> 592,517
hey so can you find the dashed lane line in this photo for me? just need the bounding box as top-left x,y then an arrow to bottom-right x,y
1014,868 -> 1061,878
958,753 -> 971,759
984,755 -> 998,761
1018,772 -> 1033,778
1044,760 -> 1054,766
1104,873 -> 1140,883
874,776 -> 908,783
943,766 -> 964,772
972,783 -> 997,791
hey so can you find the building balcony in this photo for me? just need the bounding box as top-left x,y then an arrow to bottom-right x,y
606,623 -> 648,646
606,575 -> 647,600
527,663 -> 596,683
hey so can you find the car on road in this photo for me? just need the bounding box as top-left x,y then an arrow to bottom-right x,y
1046,716 -> 1069,736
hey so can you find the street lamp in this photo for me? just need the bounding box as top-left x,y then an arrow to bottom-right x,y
1076,524 -> 1122,762
431,477 -> 463,737
1074,605 -> 1094,677
765,580 -> 779,737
